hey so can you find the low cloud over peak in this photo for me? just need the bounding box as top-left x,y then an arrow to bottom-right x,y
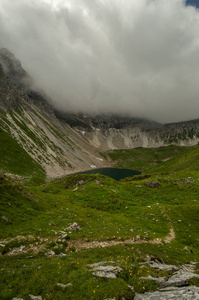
0,0 -> 199,123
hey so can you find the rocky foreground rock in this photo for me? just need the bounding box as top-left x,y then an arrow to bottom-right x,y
88,260 -> 199,299
134,286 -> 199,299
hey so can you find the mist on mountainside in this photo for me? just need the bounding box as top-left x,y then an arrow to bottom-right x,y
0,0 -> 199,123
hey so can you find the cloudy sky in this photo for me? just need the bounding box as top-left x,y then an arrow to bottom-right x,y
0,0 -> 199,123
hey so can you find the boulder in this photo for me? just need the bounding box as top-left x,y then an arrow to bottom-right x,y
145,181 -> 160,188
91,265 -> 123,279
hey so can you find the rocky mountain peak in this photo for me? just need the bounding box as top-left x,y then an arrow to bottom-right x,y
0,48 -> 32,90
0,48 -> 55,114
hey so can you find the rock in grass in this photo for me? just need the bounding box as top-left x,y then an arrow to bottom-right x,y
141,274 -> 166,285
134,286 -> 199,299
145,181 -> 160,188
59,233 -> 68,240
1,216 -> 9,222
93,265 -> 123,273
92,265 -> 123,279
12,298 -> 24,300
67,222 -> 81,231
104,299 -> 125,300
93,271 -> 117,279
49,222 -> 56,226
29,295 -> 42,300
149,262 -> 179,271
55,283 -> 72,290
184,246 -> 192,253
45,250 -> 55,257
142,269 -> 199,288
88,261 -> 115,268
128,285 -> 135,292
164,270 -> 199,288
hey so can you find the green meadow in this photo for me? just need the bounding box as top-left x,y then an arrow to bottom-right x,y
1,144 -> 199,299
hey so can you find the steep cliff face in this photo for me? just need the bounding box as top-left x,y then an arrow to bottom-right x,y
84,123 -> 198,150
0,48 -> 199,178
60,114 -> 199,150
0,62 -> 23,109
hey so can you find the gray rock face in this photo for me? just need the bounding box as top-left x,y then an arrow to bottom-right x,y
149,262 -> 179,271
143,275 -> 166,286
134,286 -> 199,299
142,263 -> 199,288
0,48 -> 32,90
165,270 -> 199,288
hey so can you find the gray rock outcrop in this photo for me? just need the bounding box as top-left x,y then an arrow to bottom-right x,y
88,261 -> 123,280
134,286 -> 199,299
145,181 -> 160,188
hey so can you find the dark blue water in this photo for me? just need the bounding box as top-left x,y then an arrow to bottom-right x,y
77,167 -> 141,180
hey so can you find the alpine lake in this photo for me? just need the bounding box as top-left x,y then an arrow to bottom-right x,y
76,167 -> 141,180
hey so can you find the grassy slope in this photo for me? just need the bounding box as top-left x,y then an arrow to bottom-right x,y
0,174 -> 45,236
0,128 -> 46,183
1,143 -> 199,299
107,144 -> 199,173
0,169 -> 199,299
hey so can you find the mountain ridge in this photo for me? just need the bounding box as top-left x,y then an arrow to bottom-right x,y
0,48 -> 199,178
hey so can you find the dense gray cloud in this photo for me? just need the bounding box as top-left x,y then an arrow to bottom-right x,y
0,0 -> 199,123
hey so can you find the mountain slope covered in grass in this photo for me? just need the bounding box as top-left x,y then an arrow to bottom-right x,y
0,126 -> 45,183
1,166 -> 199,299
107,144 -> 199,173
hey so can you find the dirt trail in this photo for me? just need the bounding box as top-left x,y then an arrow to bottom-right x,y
67,225 -> 175,251
1,207 -> 175,254
67,207 -> 176,251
